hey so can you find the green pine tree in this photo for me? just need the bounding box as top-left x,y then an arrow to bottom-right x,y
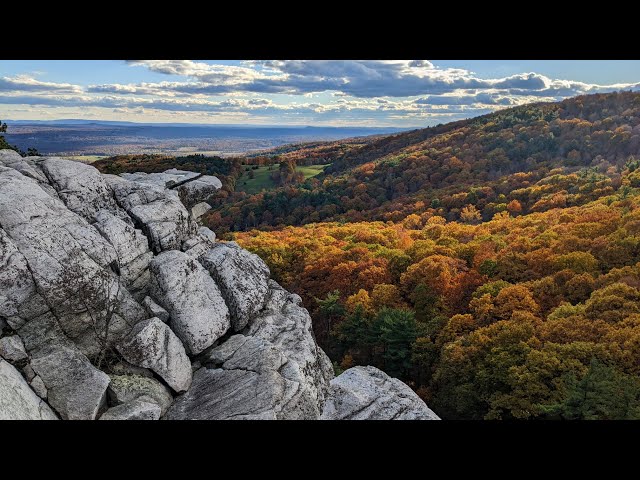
371,308 -> 419,379
542,359 -> 640,420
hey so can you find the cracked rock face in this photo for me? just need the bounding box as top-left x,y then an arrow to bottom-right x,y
199,242 -> 270,331
93,210 -> 153,295
106,175 -> 195,253
0,150 -> 437,421
247,281 -> 334,414
167,335 -> 317,420
321,366 -> 440,420
149,251 -> 230,355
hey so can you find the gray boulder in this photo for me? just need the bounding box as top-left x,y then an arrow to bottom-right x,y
116,317 -> 192,392
321,366 -> 440,420
108,374 -> 173,415
166,335 -> 317,420
106,175 -> 195,253
30,343 -> 111,420
100,399 -> 161,420
0,335 -> 29,363
199,242 -> 270,331
149,251 -> 229,354
0,359 -> 57,420
177,176 -> 221,208
22,363 -> 36,382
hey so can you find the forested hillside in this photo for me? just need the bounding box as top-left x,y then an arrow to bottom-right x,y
228,92 -> 640,419
208,92 -> 640,234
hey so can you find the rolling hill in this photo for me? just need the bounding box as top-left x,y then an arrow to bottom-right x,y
218,92 -> 640,419
208,91 -> 640,233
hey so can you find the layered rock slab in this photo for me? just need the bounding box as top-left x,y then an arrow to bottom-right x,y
166,334 -> 317,420
321,366 -> 440,420
30,343 -> 111,420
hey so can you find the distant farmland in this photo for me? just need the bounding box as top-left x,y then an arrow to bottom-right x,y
236,164 -> 329,194
4,122 -> 405,157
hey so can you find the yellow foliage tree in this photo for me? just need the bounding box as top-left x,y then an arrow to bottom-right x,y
345,289 -> 373,315
460,204 -> 482,224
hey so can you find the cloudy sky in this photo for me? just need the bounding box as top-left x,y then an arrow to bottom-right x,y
1,60 -> 640,127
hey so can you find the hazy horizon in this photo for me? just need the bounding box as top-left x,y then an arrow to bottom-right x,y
2,60 -> 640,128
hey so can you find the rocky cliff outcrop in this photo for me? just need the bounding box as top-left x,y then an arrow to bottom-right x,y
0,149 -> 439,420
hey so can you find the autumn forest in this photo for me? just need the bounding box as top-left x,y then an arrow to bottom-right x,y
98,92 -> 640,419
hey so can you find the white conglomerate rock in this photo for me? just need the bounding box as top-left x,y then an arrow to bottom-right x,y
0,149 -> 440,421
149,250 -> 230,355
321,366 -> 440,420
